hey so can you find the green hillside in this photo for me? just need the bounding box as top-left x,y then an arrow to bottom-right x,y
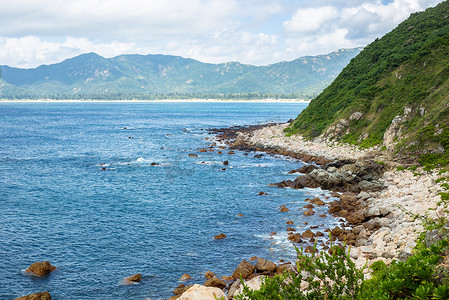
0,48 -> 362,100
287,1 -> 449,167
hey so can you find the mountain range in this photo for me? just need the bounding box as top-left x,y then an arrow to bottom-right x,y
0,48 -> 362,99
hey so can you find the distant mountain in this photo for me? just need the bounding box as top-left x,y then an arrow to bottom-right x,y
0,48 -> 362,99
287,1 -> 449,167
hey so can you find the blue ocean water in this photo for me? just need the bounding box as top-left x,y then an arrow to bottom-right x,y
0,102 -> 339,299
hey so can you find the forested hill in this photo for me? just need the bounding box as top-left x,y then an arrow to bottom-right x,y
0,48 -> 362,100
287,0 -> 449,168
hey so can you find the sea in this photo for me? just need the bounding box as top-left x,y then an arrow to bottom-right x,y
0,101 -> 340,299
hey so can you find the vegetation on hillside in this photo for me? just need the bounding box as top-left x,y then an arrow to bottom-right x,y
0,48 -> 362,100
287,1 -> 449,167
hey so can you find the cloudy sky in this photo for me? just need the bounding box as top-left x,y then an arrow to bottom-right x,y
0,0 -> 443,68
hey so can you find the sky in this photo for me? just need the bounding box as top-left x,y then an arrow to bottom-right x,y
0,0 -> 444,68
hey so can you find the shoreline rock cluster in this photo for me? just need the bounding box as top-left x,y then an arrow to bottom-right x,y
169,257 -> 298,300
213,122 -> 446,273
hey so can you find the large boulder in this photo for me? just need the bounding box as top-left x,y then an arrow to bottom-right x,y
255,258 -> 277,273
232,260 -> 255,279
16,292 -> 51,300
178,284 -> 227,300
25,262 -> 56,277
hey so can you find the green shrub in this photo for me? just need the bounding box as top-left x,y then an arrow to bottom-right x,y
238,236 -> 449,300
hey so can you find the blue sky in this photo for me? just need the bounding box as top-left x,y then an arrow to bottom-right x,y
0,0 -> 443,68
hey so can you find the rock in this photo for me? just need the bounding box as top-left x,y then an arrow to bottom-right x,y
276,263 -> 297,274
178,284 -> 227,300
287,233 -> 302,243
258,191 -> 267,196
309,197 -> 325,206
280,205 -> 290,212
232,260 -> 255,279
16,292 -> 51,300
205,271 -> 216,279
189,154 -> 198,157
286,220 -> 294,225
221,276 -> 234,281
303,209 -> 315,216
254,154 -> 264,158
237,214 -> 244,217
122,273 -> 142,284
349,111 -> 363,121
223,160 -> 229,165
286,227 -> 296,232
229,276 -> 263,299
249,256 -> 258,261
303,204 -> 314,209
227,280 -> 241,299
25,261 -> 56,277
214,233 -> 227,240
179,274 -> 192,281
298,164 -> 319,174
174,284 -> 193,295
302,229 -> 315,239
316,231 -> 325,237
255,258 -> 277,273
199,149 -> 208,153
204,276 -> 226,289
305,245 -> 317,253
228,151 -> 235,154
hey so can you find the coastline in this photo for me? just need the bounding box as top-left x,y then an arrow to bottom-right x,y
213,123 -> 445,275
0,98 -> 311,103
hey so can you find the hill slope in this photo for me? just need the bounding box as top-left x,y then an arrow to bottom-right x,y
0,48 -> 362,99
287,0 -> 449,167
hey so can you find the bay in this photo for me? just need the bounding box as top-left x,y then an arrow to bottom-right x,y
0,101 -> 337,299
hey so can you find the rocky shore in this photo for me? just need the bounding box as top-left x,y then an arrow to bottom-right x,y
215,123 -> 445,271
167,122 -> 446,299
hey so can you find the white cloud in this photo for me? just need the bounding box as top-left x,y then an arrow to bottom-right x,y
283,6 -> 338,33
0,0 -> 445,67
0,36 -> 136,68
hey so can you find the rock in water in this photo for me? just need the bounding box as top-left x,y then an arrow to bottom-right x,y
205,271 -> 215,279
232,260 -> 255,279
16,292 -> 51,300
178,284 -> 227,300
25,261 -> 56,277
179,273 -> 192,281
214,233 -> 227,240
122,273 -> 142,285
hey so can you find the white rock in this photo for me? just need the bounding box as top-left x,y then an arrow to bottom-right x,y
178,284 -> 227,300
232,276 -> 263,299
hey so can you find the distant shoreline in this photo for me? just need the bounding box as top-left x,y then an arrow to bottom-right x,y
0,98 -> 311,103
